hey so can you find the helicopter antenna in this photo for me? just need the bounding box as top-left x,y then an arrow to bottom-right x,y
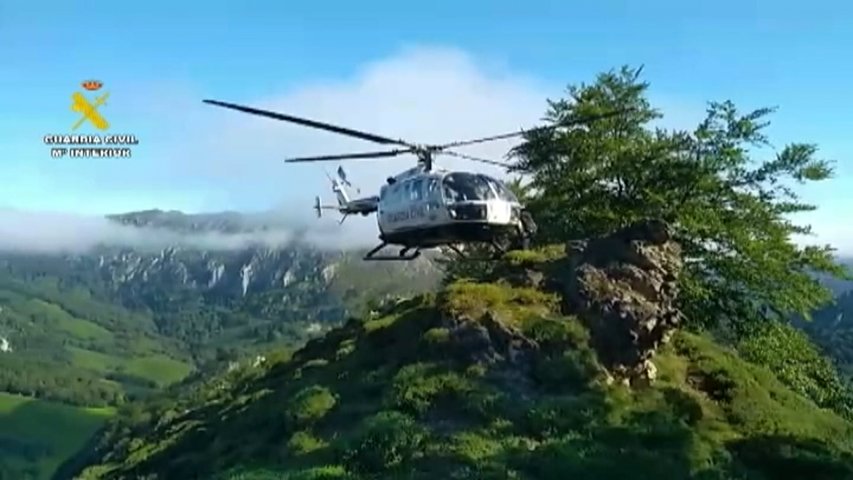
203,99 -> 631,171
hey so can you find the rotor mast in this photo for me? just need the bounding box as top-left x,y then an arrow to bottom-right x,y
416,148 -> 435,172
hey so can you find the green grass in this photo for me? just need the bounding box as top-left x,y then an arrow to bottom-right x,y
124,355 -> 194,386
68,346 -> 115,372
16,299 -> 113,343
68,347 -> 193,387
67,284 -> 853,479
0,392 -> 114,480
55,315 -> 114,341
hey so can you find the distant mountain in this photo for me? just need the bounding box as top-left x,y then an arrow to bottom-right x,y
0,209 -> 441,479
1,209 -> 441,361
0,208 -> 441,403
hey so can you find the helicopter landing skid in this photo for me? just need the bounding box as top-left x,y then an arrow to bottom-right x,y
363,243 -> 422,261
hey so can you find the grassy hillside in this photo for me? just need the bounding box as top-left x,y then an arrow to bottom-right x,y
66,277 -> 853,480
0,248 -> 440,479
806,290 -> 853,380
0,393 -> 114,480
0,274 -> 193,406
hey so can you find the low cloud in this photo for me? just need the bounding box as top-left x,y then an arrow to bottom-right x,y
0,208 -> 376,254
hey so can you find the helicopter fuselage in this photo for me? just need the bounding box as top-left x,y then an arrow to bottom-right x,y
374,168 -> 526,253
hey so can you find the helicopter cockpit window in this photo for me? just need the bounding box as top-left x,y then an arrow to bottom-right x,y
442,172 -> 496,202
427,178 -> 439,198
411,179 -> 423,200
485,177 -> 519,202
388,184 -> 401,204
403,181 -> 412,202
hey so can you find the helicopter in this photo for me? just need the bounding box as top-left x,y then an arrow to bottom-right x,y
202,99 -> 624,261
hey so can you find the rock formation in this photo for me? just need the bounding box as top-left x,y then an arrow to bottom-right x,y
555,219 -> 684,385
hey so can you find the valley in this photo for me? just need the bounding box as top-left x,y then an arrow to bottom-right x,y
0,392 -> 113,480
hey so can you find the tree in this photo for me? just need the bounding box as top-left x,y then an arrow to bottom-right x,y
510,65 -> 847,332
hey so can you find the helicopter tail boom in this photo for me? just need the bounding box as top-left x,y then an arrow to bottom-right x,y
312,167 -> 378,224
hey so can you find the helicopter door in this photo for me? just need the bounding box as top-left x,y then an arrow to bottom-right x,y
406,178 -> 428,229
425,177 -> 442,222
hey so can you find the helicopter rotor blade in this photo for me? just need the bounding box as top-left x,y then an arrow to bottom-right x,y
440,150 -> 514,168
284,148 -> 415,163
203,99 -> 416,147
434,109 -> 632,149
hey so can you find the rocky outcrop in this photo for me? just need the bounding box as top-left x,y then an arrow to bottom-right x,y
441,310 -> 540,367
435,219 -> 683,386
556,219 -> 683,385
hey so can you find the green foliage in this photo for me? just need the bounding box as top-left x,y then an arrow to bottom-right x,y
0,243 -> 439,479
389,363 -> 474,415
286,431 -> 328,456
339,411 -> 426,474
738,322 -> 853,418
521,315 -> 589,349
64,281 -> 853,479
0,392 -> 113,480
421,327 -> 450,346
440,280 -> 557,322
510,65 -> 846,331
807,289 -> 853,379
286,386 -> 338,427
0,276 -> 192,407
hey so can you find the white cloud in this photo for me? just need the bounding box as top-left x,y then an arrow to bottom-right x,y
134,45 -> 554,201
0,207 -> 357,254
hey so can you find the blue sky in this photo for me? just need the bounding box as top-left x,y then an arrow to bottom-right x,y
1,0 -> 851,248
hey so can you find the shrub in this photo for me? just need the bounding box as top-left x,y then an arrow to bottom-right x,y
287,431 -> 327,456
389,363 -> 474,415
339,411 -> 425,474
286,386 -> 337,427
738,322 -> 853,418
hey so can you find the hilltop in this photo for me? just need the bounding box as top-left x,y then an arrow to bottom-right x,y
62,221 -> 853,480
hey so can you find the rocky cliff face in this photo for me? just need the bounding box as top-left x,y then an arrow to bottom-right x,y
479,219 -> 684,384
558,220 -> 683,385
